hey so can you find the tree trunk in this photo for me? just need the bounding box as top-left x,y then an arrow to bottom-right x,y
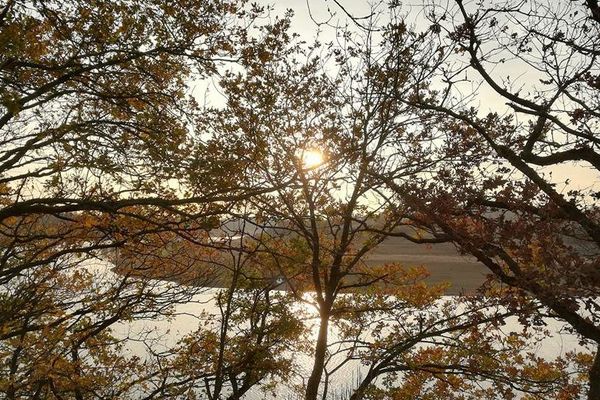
305,311 -> 330,400
348,371 -> 377,400
589,346 -> 600,400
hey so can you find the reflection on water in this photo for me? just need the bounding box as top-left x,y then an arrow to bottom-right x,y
113,285 -> 587,400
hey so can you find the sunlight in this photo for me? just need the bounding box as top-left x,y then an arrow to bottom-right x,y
301,149 -> 324,169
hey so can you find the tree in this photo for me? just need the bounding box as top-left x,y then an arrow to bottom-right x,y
2,1 -> 596,398
197,17 -> 589,399
366,0 -> 600,397
0,1 -> 282,397
166,229 -> 306,400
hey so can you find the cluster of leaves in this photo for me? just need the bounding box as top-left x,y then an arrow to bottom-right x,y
362,0 -> 600,398
0,0 -> 281,398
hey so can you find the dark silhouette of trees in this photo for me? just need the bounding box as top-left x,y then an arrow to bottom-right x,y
0,1 -> 276,397
366,1 -> 600,397
1,1 -> 597,399
199,17 -> 589,398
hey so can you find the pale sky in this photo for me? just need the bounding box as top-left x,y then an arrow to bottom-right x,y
192,1 -> 598,196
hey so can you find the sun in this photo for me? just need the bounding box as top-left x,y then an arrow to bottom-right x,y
301,149 -> 324,169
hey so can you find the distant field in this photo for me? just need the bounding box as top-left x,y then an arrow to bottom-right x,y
202,219 -> 490,295
367,236 -> 488,295
113,233 -> 489,295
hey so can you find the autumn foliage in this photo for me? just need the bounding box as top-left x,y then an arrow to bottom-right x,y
1,1 -> 599,399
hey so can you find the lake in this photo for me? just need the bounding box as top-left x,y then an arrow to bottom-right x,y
114,283 -> 588,399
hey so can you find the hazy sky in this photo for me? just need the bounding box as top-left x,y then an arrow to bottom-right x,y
192,1 -> 598,195
274,1 -> 599,194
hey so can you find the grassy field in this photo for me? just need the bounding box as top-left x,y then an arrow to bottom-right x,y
366,236 -> 488,295
112,233 -> 489,295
